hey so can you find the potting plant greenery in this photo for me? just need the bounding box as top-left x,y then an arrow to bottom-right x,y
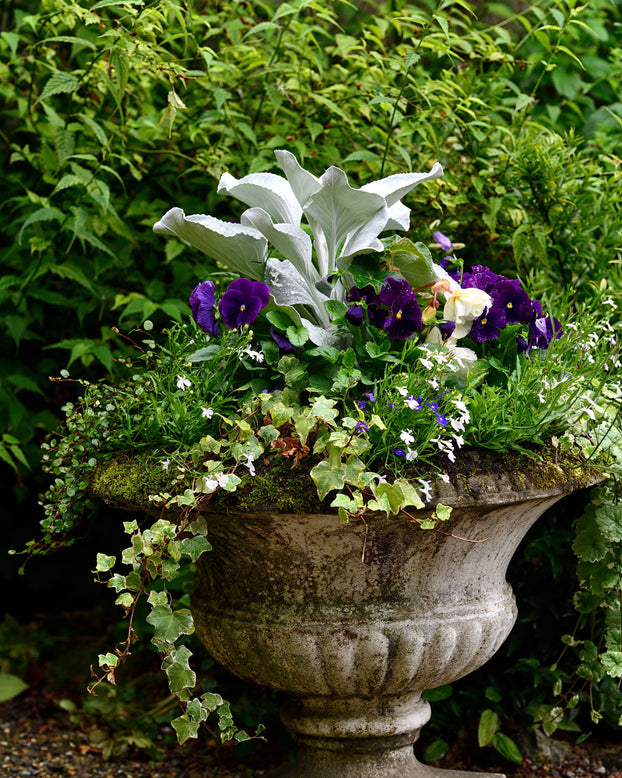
19,149 -> 622,748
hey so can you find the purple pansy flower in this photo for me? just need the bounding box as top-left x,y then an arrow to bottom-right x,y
346,285 -> 385,328
378,277 -> 423,340
384,296 -> 423,340
462,266 -> 500,293
469,305 -> 507,343
190,280 -> 219,337
489,279 -> 532,324
270,327 -> 297,353
378,277 -> 414,306
219,278 -> 270,329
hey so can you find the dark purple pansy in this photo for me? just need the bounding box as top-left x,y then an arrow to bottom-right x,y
219,278 -> 270,329
379,277 -> 414,306
345,304 -> 365,326
347,285 -> 385,328
433,231 -> 454,253
489,279 -> 532,324
384,296 -> 423,340
469,305 -> 507,343
270,326 -> 297,353
190,280 -> 219,337
439,320 -> 456,339
529,314 -> 563,349
462,266 -> 500,292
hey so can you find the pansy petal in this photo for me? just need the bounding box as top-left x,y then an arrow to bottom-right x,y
274,149 -> 322,208
153,208 -> 267,280
241,207 -> 316,282
217,171 -> 302,225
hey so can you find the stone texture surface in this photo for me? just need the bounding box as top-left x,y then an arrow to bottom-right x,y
191,462 -> 600,778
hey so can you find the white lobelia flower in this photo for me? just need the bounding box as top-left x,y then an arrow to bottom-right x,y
154,151 -> 443,345
176,375 -> 191,390
201,407 -> 214,419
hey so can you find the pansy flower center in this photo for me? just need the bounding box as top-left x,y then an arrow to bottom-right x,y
396,310 -> 403,320
507,302 -> 513,309
239,304 -> 246,312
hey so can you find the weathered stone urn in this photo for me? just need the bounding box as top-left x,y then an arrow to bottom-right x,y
189,452 -> 600,778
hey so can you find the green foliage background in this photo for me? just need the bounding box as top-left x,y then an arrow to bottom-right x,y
1,0 -> 622,763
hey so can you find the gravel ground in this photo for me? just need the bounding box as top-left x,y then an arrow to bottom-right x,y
1,689 -> 621,778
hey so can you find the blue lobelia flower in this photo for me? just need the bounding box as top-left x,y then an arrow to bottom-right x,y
219,278 -> 270,329
190,280 -> 219,336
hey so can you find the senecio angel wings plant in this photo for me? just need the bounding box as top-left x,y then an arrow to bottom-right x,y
31,151 -> 622,744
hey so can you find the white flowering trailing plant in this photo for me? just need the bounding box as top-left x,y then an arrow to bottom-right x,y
25,152 -> 622,744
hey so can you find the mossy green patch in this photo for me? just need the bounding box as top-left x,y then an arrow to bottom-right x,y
89,458 -> 175,512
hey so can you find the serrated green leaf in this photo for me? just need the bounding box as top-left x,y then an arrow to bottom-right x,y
37,72 -> 79,103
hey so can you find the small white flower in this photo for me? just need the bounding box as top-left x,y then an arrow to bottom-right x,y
200,477 -> 219,493
396,386 -> 408,397
400,429 -> 415,445
241,346 -> 265,363
161,459 -> 170,472
420,357 -> 434,370
453,434 -> 464,448
202,407 -> 214,419
405,447 -> 418,461
245,454 -> 256,476
418,479 -> 432,502
440,473 -> 451,483
176,374 -> 191,390
216,473 -> 230,488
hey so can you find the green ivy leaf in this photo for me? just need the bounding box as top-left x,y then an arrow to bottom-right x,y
180,536 -> 211,562
146,605 -> 194,643
311,460 -> 345,500
601,651 -> 622,678
171,714 -> 200,744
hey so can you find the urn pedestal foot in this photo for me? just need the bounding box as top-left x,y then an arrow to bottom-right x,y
266,737 -> 504,778
267,694 -> 505,778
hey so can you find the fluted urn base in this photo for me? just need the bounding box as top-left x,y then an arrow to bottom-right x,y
270,695 -> 504,778
191,453 -> 599,777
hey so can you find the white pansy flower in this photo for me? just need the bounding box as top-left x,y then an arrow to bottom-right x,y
442,284 -> 493,340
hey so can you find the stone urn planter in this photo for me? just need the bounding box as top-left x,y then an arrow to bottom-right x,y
190,451 -> 600,778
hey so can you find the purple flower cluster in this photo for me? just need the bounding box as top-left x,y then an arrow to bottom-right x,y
190,277 -> 293,347
461,264 -> 562,348
346,278 -> 423,340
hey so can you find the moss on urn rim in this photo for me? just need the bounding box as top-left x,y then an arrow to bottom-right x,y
88,447 -> 604,516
